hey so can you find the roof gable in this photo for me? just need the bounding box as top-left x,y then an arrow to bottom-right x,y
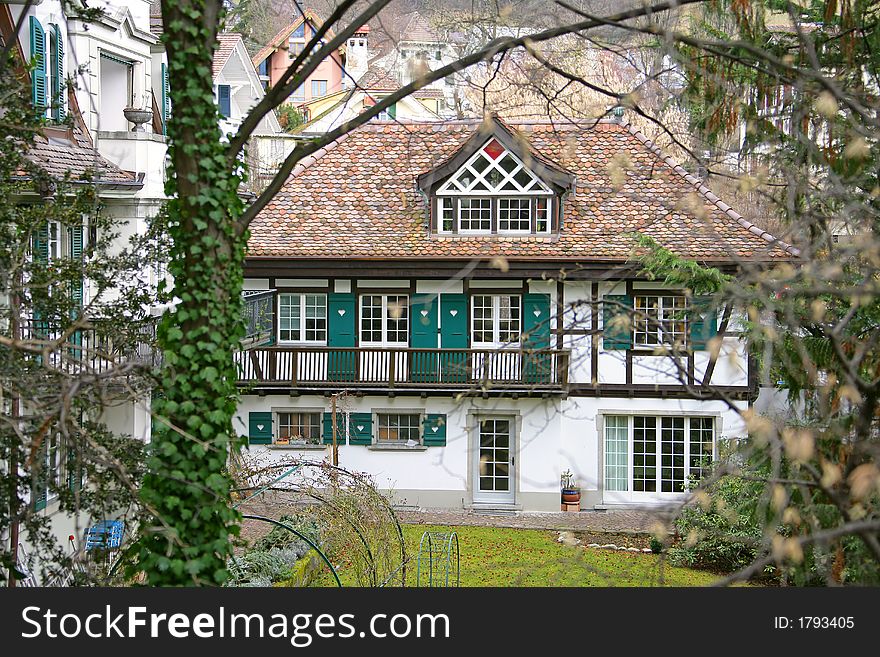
252,9 -> 338,66
418,116 -> 575,195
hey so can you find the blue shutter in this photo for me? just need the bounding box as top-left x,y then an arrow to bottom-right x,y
322,412 -> 346,445
602,294 -> 632,350
248,411 -> 273,444
161,63 -> 169,135
218,84 -> 231,118
348,413 -> 372,445
52,24 -> 64,122
30,17 -> 47,114
689,296 -> 718,350
423,414 -> 447,446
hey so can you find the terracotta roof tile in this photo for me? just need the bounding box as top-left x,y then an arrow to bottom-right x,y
213,33 -> 243,79
247,119 -> 795,263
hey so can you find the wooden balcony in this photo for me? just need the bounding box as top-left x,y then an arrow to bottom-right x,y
235,347 -> 570,394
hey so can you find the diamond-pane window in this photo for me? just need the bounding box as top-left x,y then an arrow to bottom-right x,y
499,155 -> 518,173
484,139 -> 504,159
472,155 -> 490,173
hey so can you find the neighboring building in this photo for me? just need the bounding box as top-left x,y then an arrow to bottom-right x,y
4,0 -> 166,579
252,10 -> 359,105
237,116 -> 794,512
372,13 -> 458,116
212,32 -> 282,137
290,66 -> 441,137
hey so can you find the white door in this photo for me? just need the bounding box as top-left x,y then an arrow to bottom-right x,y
474,417 -> 515,503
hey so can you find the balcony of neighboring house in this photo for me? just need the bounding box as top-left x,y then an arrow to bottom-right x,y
234,346 -> 570,394
19,318 -> 160,378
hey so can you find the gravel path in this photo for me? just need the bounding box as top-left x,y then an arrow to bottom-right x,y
237,491 -> 674,545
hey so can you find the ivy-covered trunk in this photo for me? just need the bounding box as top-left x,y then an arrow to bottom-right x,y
133,0 -> 246,585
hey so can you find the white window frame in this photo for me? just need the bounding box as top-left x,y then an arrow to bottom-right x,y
471,294 -> 521,347
277,293 -> 327,344
437,197 -> 454,233
633,294 -> 688,348
376,412 -> 423,445
497,198 -> 531,234
458,197 -> 492,233
359,294 -> 409,346
603,415 -> 716,495
274,410 -> 322,446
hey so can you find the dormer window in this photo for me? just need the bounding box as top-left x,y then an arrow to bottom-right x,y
418,120 -> 575,238
433,139 -> 554,236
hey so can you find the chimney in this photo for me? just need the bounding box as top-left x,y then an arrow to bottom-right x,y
344,24 -> 370,88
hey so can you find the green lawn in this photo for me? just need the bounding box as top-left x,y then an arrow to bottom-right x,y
397,525 -> 720,587
307,524 -> 723,587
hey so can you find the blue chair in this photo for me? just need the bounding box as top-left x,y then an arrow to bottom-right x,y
84,520 -> 124,550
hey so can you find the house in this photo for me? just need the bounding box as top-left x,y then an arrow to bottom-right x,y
236,115 -> 794,512
251,10 -> 365,105
3,0 -> 169,578
213,32 -> 282,138
289,65 -> 442,137
372,13 -> 458,116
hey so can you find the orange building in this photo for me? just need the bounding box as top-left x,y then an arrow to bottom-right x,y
252,10 -> 369,106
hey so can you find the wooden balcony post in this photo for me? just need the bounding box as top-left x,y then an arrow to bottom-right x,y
388,349 -> 396,388
290,351 -> 298,387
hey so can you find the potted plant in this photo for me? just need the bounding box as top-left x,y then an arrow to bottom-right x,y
560,469 -> 580,504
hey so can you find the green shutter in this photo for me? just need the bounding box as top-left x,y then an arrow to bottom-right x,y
161,63 -> 170,135
423,413 -> 447,446
327,293 -> 356,381
248,411 -> 273,444
348,413 -> 372,445
67,442 -> 82,493
410,294 -> 438,382
387,103 -> 396,119
33,438 -> 48,511
52,24 -> 64,122
439,293 -> 467,383
523,293 -> 552,383
30,17 -> 47,114
33,222 -> 49,263
68,223 -> 83,306
602,294 -> 632,350
68,223 -> 84,356
322,412 -> 346,445
689,296 -> 718,350
523,294 -> 551,348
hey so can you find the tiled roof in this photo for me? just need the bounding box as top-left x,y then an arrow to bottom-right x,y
252,9 -> 336,66
214,33 -> 243,79
400,13 -> 440,44
18,88 -> 138,187
357,66 -> 399,92
149,0 -> 162,36
248,120 -> 795,263
22,125 -> 138,185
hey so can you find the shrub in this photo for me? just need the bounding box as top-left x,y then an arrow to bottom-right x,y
667,471 -> 764,573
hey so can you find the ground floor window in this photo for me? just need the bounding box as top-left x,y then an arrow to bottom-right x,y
604,415 -> 715,494
377,413 -> 421,444
275,411 -> 321,445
